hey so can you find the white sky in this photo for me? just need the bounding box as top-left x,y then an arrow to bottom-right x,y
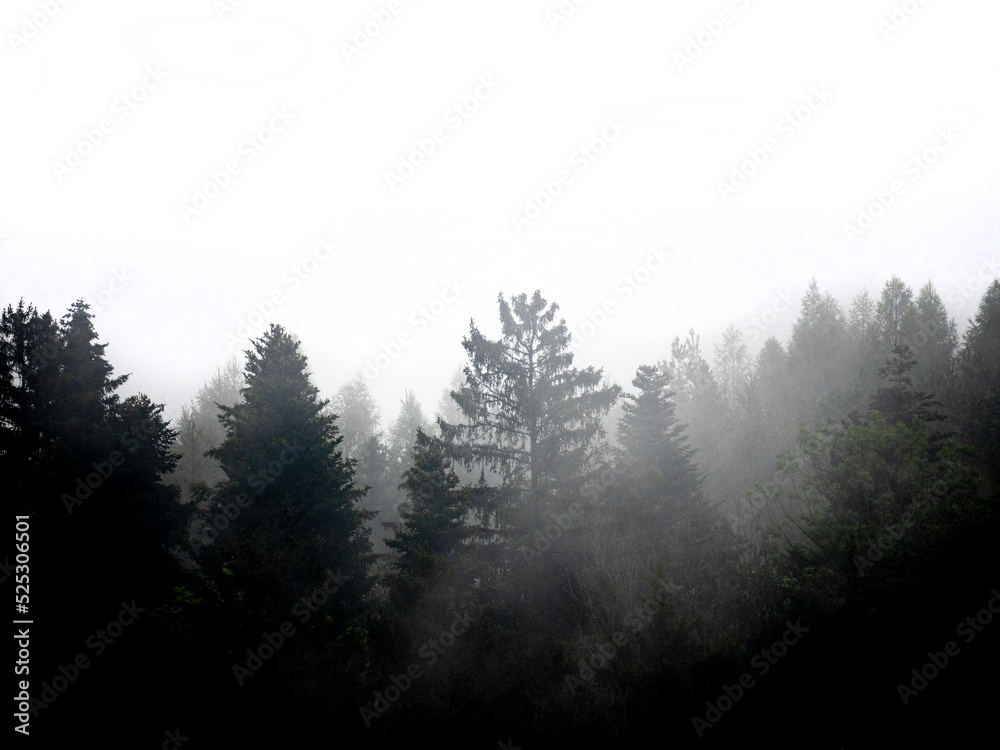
2,0 -> 999,429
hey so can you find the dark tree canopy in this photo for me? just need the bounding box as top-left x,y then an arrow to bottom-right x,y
203,324 -> 374,624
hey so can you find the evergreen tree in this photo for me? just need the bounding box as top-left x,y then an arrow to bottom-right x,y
389,389 -> 429,471
665,329 -> 728,505
386,428 -> 471,603
867,344 -> 945,430
909,282 -> 958,395
355,431 -> 398,551
787,279 -> 852,422
616,364 -> 700,504
440,290 -> 620,529
0,300 -> 60,504
875,275 -> 917,353
754,336 -> 793,444
848,287 -> 882,404
167,358 -> 245,504
329,373 -> 398,547
848,288 -> 877,338
2,300 -> 188,742
434,367 -> 465,431
202,325 -> 373,625
714,323 -> 751,410
51,300 -> 128,461
951,279 -> 1000,481
195,357 -> 245,447
331,372 -> 382,462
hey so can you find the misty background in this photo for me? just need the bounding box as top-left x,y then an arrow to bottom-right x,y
5,3 -> 1000,747
2,0 -> 998,428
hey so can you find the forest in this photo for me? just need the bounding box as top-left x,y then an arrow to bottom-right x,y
4,274 -> 999,748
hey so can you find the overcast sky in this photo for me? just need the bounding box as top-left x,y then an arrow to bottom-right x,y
2,0 -> 999,428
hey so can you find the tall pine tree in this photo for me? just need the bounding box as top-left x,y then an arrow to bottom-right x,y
202,325 -> 374,626
440,290 -> 620,530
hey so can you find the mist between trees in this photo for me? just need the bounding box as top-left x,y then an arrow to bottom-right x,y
3,273 -> 999,747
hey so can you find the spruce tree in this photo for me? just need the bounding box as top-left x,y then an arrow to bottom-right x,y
386,428 -> 470,603
440,290 -> 620,530
202,325 -> 374,626
952,279 -> 1000,480
617,364 -> 700,504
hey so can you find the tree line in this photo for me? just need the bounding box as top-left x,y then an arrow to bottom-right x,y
2,276 -> 998,747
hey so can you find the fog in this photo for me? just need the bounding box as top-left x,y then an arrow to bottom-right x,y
3,1 -> 1000,747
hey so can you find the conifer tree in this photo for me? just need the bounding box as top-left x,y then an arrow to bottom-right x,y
952,279 -> 1000,479
386,428 -> 470,603
440,290 -> 620,529
202,325 -> 373,625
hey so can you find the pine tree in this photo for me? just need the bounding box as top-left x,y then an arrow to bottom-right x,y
868,344 -> 944,429
617,364 -> 700,499
195,357 -> 245,448
355,431 -> 398,551
665,329 -> 728,504
389,389 -> 429,470
2,300 -> 187,742
331,373 -> 382,462
440,290 -> 620,529
848,287 -> 882,405
714,323 -> 751,410
951,279 -> 1000,480
435,367 -> 466,434
0,300 -> 60,504
787,279 -> 852,422
386,428 -> 470,603
875,275 -> 917,353
167,358 -> 245,504
848,288 -> 877,339
910,282 -> 957,395
202,325 -> 373,626
51,300 -> 128,463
